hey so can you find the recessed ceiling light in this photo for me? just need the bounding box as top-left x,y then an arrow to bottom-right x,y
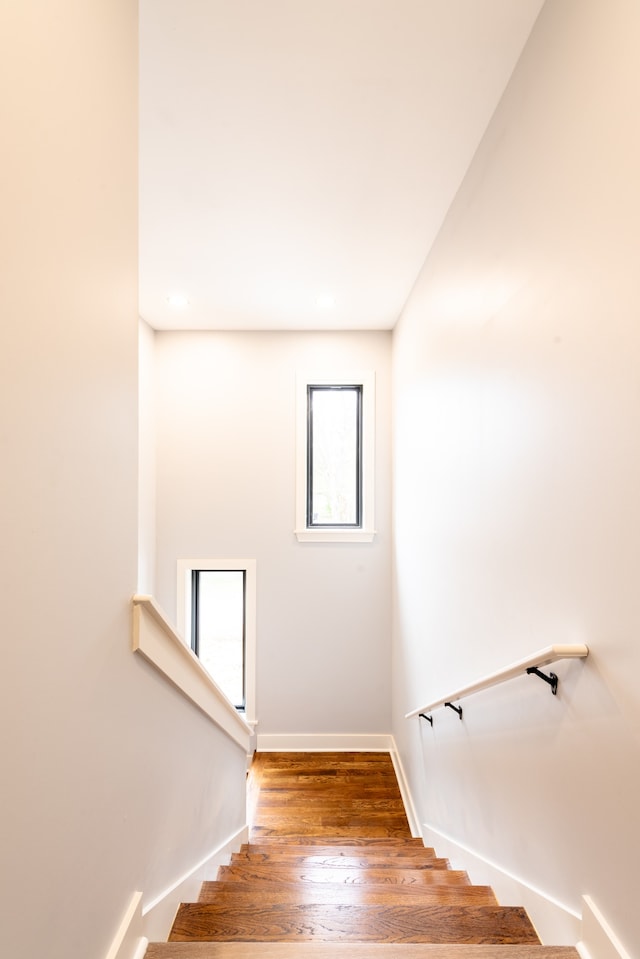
167,293 -> 190,309
315,294 -> 336,311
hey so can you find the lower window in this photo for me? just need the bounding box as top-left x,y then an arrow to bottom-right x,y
190,569 -> 246,709
177,558 -> 256,720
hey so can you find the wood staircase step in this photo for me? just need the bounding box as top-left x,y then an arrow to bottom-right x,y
217,863 -> 456,885
256,771 -> 405,782
236,844 -> 439,859
254,770 -> 399,799
148,944 -> 580,959
251,751 -> 394,763
256,787 -> 407,801
168,902 -> 541,944
245,836 -> 428,847
156,753 -> 577,959
255,782 -> 402,809
252,810 -> 411,823
250,823 -> 412,838
257,776 -> 401,788
231,853 -> 445,869
258,767 -> 401,777
197,879 -> 498,907
256,804 -> 406,816
251,754 -> 396,773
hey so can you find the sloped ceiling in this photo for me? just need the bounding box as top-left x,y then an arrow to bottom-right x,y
139,0 -> 544,331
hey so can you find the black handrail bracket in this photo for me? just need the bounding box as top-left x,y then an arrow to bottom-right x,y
444,701 -> 463,720
526,666 -> 558,695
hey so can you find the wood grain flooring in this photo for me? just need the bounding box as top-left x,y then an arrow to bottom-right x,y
215,863 -> 465,886
197,880 -> 497,907
169,902 -> 540,944
247,752 -> 412,841
148,752 -> 579,958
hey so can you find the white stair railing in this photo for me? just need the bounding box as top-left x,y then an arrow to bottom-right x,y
406,644 -> 589,724
132,594 -> 252,749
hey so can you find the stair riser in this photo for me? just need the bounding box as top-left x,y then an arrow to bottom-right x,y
148,943 -> 581,959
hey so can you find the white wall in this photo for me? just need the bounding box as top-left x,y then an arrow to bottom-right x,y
154,330 -> 392,737
138,318 -> 157,593
392,0 -> 640,953
0,7 -> 247,959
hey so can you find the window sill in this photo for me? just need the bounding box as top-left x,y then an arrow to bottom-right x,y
294,528 -> 376,543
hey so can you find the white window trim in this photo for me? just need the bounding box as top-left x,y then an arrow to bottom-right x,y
176,558 -> 257,726
295,371 -> 376,543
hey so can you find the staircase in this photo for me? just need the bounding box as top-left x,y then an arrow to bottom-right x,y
145,752 -> 579,959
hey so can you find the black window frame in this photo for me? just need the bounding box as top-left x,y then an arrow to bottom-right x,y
306,383 -> 363,529
190,568 -> 247,712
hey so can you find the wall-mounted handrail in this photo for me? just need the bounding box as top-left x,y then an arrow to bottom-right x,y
405,644 -> 589,722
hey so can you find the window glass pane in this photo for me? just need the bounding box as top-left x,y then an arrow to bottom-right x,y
309,386 -> 361,526
195,570 -> 245,708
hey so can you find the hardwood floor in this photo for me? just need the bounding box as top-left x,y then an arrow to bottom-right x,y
247,752 -> 412,839
145,752 -> 580,958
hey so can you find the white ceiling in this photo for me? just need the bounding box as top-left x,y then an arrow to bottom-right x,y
139,0 -> 544,332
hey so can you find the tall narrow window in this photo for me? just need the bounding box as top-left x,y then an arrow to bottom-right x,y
295,371 -> 375,543
177,557 -> 256,723
307,385 -> 362,527
177,558 -> 256,721
190,569 -> 246,710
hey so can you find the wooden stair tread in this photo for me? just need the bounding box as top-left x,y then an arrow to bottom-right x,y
250,824 -> 413,838
256,770 -> 402,781
251,751 -> 396,765
231,854 -> 445,869
198,879 -> 497,906
237,845 -> 439,859
257,788 -> 407,800
252,813 -> 411,825
163,753 -> 570,958
218,864 -> 455,885
254,799 -> 408,814
169,902 -> 540,944
257,771 -> 401,782
257,775 -> 400,786
259,770 -> 400,776
149,944 -> 579,959
247,836 -> 427,847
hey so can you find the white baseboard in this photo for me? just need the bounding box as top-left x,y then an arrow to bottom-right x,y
104,891 -> 145,959
421,822 -> 582,947
388,739 -> 421,839
577,896 -> 632,959
256,733 -> 395,751
104,824 -> 248,959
